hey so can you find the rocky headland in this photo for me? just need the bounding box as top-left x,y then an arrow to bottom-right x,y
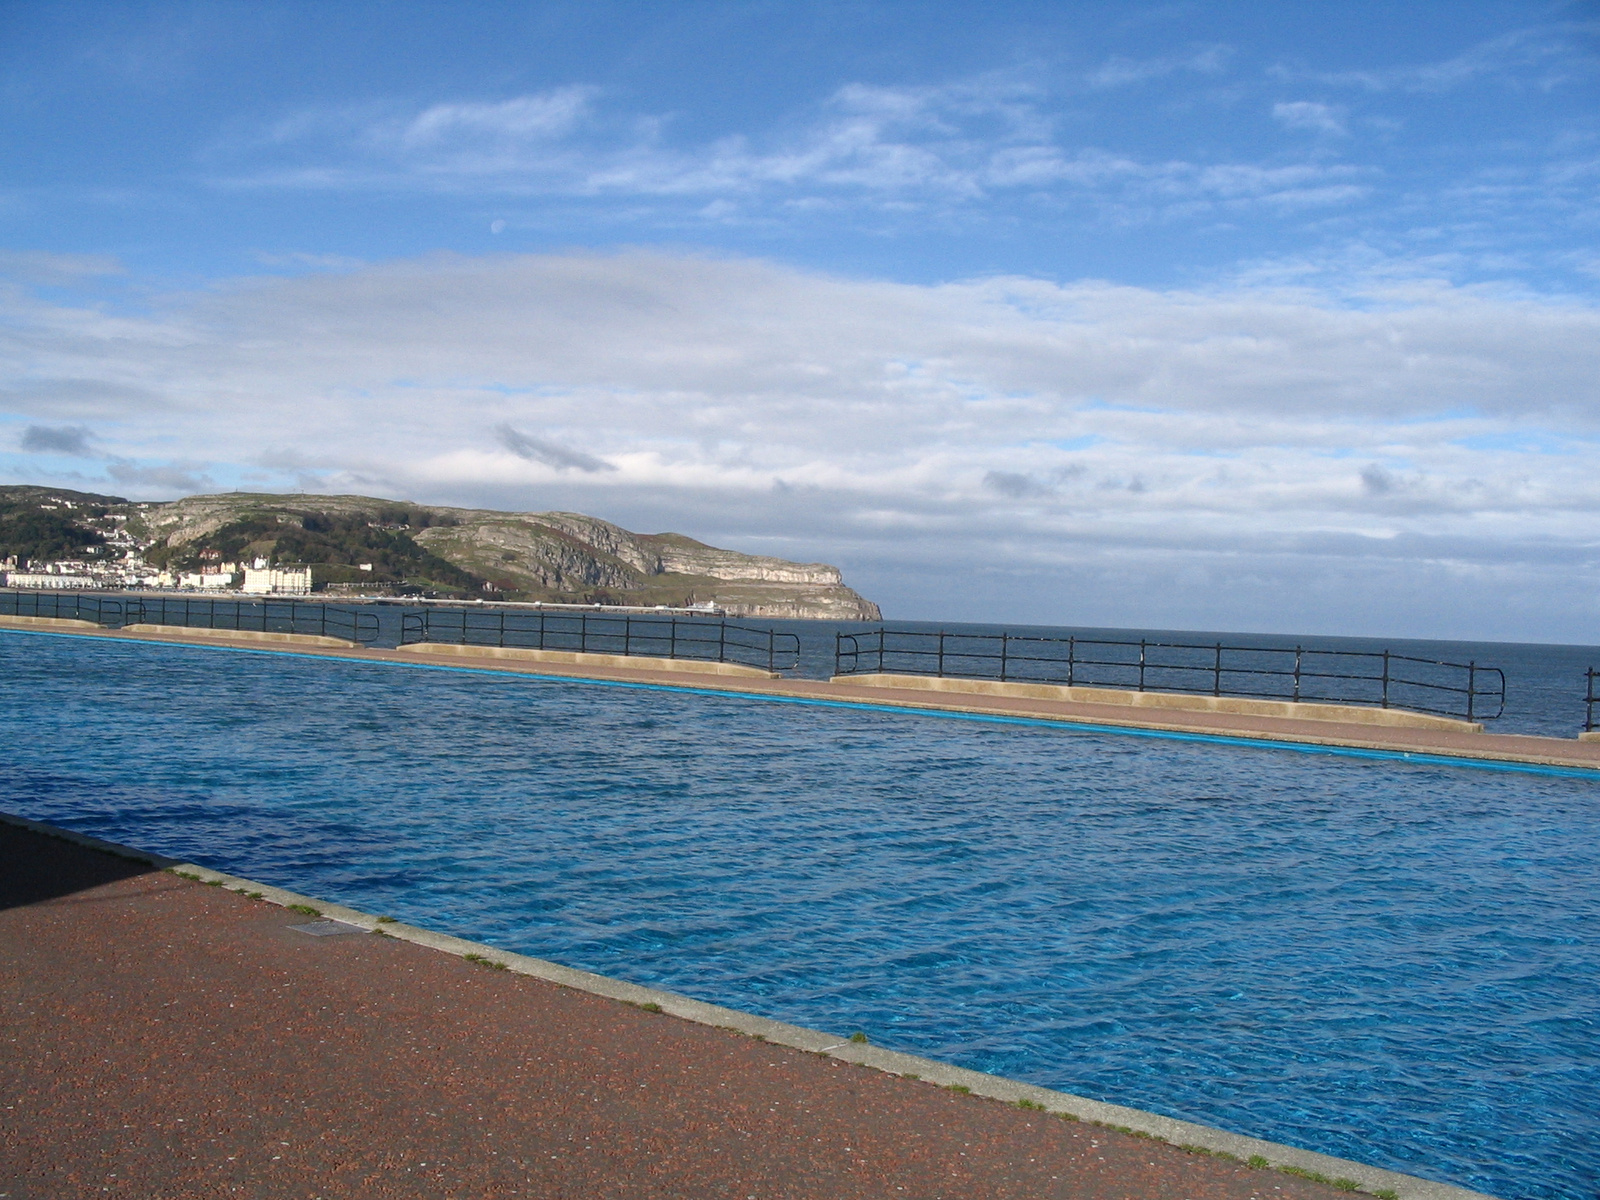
0,486 -> 880,620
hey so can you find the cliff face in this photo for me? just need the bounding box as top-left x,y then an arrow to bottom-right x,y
125,492 -> 881,620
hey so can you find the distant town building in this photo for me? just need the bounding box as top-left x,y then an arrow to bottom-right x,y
4,572 -> 97,589
241,565 -> 312,595
179,571 -> 239,590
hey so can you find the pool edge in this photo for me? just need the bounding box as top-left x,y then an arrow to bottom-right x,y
1,808 -> 1502,1200
7,623 -> 1600,776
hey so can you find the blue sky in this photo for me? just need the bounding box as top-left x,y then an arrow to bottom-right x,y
2,1 -> 1599,639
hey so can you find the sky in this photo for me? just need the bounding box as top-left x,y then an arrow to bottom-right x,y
2,1 -> 1598,640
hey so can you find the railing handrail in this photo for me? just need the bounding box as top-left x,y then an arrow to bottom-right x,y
401,607 -> 800,673
835,627 -> 1505,722
0,590 -> 380,644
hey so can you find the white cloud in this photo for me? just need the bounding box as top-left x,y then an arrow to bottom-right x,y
3,250 -> 1598,637
1272,101 -> 1347,136
401,88 -> 597,148
1088,45 -> 1232,88
0,250 -> 125,285
222,77 -> 1370,224
1277,23 -> 1597,94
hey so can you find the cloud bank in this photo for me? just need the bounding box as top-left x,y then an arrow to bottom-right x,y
3,249 -> 1598,639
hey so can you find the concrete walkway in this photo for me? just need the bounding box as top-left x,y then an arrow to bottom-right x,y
2,820 -> 1432,1200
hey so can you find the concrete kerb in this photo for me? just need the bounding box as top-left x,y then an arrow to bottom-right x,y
829,673 -> 1485,734
120,624 -> 362,650
392,641 -> 779,679
0,614 -> 102,632
2,809 -> 1498,1200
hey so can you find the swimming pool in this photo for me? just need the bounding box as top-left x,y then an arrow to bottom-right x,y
5,630 -> 1596,1199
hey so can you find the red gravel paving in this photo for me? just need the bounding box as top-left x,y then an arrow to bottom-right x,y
0,824 -> 1364,1200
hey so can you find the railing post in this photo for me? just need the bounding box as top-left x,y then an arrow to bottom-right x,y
670,618 -> 678,661
1467,662 -> 1476,722
1381,650 -> 1391,709
1139,639 -> 1147,692
938,631 -> 946,678
718,620 -> 727,663
1068,636 -> 1075,687
624,615 -> 632,657
1214,642 -> 1222,697
1293,647 -> 1302,702
1000,632 -> 1009,682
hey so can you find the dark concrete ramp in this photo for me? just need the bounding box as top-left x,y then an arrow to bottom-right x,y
0,821 -> 157,910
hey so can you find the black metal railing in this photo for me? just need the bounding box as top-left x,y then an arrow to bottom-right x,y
1585,669 -> 1599,733
836,628 -> 1505,722
0,589 -> 135,627
0,589 -> 380,644
123,596 -> 380,644
401,607 -> 800,673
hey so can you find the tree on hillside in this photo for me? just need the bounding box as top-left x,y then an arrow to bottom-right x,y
0,502 -> 108,566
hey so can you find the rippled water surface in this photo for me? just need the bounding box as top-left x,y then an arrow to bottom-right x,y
4,631 -> 1597,1199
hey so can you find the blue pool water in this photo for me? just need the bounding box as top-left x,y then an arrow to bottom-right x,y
4,630 -> 1597,1200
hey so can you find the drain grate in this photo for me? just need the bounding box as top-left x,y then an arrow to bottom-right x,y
288,919 -> 363,937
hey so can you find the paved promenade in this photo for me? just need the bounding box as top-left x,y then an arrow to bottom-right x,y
2,820 -> 1401,1200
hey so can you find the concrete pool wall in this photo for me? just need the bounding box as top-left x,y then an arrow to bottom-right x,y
6,615 -> 1600,772
828,671 -> 1485,732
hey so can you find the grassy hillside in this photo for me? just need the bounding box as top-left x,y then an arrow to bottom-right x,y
140,507 -> 484,596
0,486 -> 124,566
2,487 -> 882,617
